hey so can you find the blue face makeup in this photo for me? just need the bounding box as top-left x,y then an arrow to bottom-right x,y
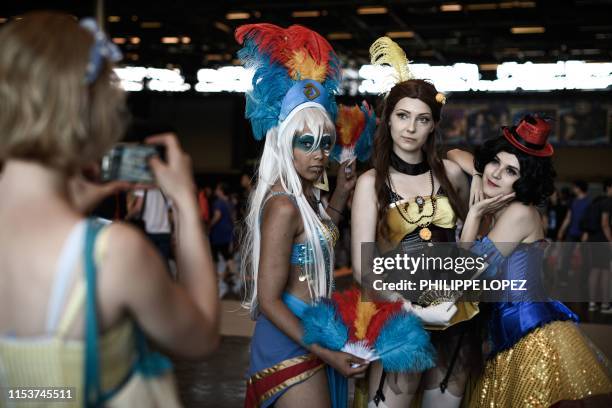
293,134 -> 333,155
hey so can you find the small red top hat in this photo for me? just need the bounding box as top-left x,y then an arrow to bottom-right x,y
502,115 -> 554,157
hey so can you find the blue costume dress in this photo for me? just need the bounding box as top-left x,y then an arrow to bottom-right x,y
245,192 -> 347,408
469,237 -> 612,407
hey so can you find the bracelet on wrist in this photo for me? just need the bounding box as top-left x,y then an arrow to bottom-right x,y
472,172 -> 482,177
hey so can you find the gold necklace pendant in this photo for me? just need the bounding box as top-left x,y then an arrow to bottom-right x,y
419,227 -> 432,241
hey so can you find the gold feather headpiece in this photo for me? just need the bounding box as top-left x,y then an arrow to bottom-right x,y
369,36 -> 446,104
369,36 -> 414,84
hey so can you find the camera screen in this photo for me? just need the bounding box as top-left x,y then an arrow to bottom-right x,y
101,144 -> 164,183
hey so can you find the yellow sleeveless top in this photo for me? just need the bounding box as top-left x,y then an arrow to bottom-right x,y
384,194 -> 456,246
0,225 -> 136,407
379,190 -> 478,330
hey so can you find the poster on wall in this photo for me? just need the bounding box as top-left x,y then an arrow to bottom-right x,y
465,105 -> 511,145
559,100 -> 608,145
439,106 -> 468,145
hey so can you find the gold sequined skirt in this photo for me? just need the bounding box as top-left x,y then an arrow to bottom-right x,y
469,321 -> 612,408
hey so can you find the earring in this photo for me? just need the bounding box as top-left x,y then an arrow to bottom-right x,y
313,169 -> 329,191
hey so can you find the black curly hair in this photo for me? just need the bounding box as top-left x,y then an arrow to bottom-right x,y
474,136 -> 556,206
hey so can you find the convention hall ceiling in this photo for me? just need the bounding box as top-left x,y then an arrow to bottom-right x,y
2,0 -> 611,78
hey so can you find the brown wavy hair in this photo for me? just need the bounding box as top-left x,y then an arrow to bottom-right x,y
0,11 -> 126,174
372,79 -> 467,240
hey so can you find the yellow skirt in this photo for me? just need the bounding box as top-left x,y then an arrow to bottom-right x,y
469,321 -> 612,408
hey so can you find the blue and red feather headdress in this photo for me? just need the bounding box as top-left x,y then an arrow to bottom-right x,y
235,24 -> 342,140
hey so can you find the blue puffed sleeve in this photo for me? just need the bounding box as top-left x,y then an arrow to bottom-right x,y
470,236 -> 507,279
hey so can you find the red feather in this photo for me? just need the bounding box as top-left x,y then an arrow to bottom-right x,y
364,301 -> 403,346
285,25 -> 334,70
331,287 -> 360,342
235,23 -> 338,78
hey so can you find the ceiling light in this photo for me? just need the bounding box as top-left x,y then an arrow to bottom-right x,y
292,10 -> 321,18
479,64 -> 498,71
161,37 -> 180,44
141,21 -> 162,28
108,16 -> 120,23
523,50 -> 546,57
499,1 -> 536,8
226,12 -> 250,20
465,3 -> 498,11
131,16 -> 138,22
357,6 -> 388,15
181,36 -> 191,44
511,26 -> 545,34
112,37 -> 126,45
441,4 -> 462,12
130,37 -> 141,44
214,21 -> 231,33
386,31 -> 415,39
327,32 -> 353,40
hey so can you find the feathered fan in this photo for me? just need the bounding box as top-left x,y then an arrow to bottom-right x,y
331,101 -> 376,164
302,287 -> 435,372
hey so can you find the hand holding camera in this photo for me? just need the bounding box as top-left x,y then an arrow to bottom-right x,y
145,133 -> 196,205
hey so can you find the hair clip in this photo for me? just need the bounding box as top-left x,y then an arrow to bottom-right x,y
435,92 -> 447,105
79,18 -> 123,84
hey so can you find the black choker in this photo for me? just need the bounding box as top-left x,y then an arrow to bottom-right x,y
390,150 -> 430,175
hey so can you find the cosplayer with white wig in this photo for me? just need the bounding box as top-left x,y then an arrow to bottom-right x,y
242,107 -> 337,316
235,24 -> 365,408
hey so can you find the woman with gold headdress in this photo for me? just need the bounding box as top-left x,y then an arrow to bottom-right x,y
351,37 -> 480,408
235,24 -> 366,408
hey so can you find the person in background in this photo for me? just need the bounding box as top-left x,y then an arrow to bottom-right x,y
127,187 -> 174,269
557,180 -> 591,287
543,188 -> 568,241
210,182 -> 236,298
583,179 -> 612,312
198,185 -> 211,230
0,12 -> 219,406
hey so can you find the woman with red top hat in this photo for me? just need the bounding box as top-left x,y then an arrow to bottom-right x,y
451,115 -> 612,407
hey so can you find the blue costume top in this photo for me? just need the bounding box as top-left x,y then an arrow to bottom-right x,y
471,236 -> 578,356
263,191 -> 338,273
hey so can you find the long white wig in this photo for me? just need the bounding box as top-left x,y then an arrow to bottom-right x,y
241,106 -> 336,318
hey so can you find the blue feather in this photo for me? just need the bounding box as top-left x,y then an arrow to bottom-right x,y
355,102 -> 376,162
301,300 -> 348,351
238,39 -> 292,140
375,312 -> 436,372
237,39 -> 341,140
330,144 -> 343,163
